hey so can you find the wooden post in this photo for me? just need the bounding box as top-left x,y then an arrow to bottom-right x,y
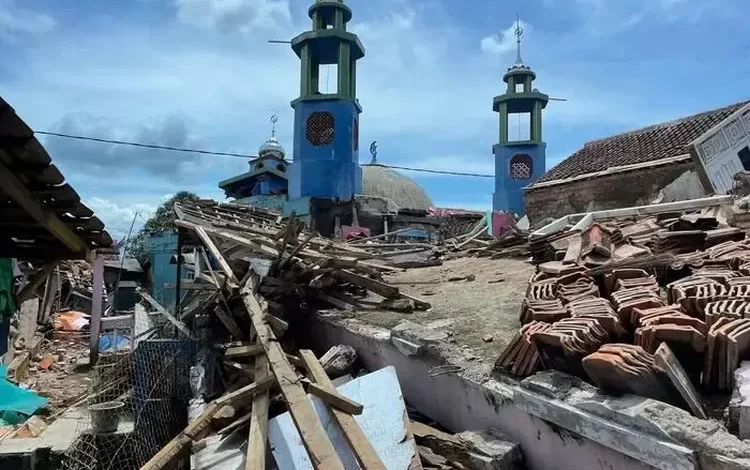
246,356 -> 271,470
174,231 -> 183,316
89,255 -> 104,366
241,280 -> 345,470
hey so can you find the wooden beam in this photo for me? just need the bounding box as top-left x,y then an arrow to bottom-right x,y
334,269 -> 399,298
192,226 -> 240,288
137,288 -> 194,339
307,382 -> 363,415
246,356 -> 271,470
0,159 -> 88,255
88,256 -> 104,366
16,261 -> 57,304
225,344 -> 264,359
299,349 -> 387,470
241,280 -> 345,470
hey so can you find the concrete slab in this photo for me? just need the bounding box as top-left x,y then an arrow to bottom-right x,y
457,428 -> 523,470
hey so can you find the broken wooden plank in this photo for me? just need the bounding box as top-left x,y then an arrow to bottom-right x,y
246,356 -> 271,470
299,349 -> 387,470
315,292 -> 356,312
192,225 -> 241,288
225,344 -> 264,359
334,269 -> 399,298
17,261 -> 57,304
213,305 -> 245,340
241,280 -> 346,470
307,382 -> 364,415
137,288 -> 194,339
264,313 -> 289,338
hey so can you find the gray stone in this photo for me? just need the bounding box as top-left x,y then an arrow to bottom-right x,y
730,361 -> 750,439
457,428 -> 523,470
390,320 -> 449,357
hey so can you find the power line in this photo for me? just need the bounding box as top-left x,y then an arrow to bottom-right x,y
35,130 -> 495,178
36,131 -> 252,158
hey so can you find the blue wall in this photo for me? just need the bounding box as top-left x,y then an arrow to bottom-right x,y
144,232 -> 193,309
493,142 -> 546,215
289,99 -> 362,200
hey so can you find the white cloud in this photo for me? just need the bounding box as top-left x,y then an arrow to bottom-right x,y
84,197 -> 157,241
0,0 -> 55,41
480,20 -> 527,56
174,0 -> 291,33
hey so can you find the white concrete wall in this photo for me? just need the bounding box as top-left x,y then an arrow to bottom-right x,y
307,316 -> 663,470
692,104 -> 750,193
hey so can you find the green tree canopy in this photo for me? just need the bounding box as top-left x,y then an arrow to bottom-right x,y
126,191 -> 199,264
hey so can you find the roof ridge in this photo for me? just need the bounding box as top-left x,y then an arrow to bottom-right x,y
584,99 -> 750,147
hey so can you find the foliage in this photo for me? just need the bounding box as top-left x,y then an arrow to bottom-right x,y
126,191 -> 199,264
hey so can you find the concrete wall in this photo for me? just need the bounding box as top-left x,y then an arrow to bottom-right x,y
307,316 -> 665,470
524,161 -> 695,223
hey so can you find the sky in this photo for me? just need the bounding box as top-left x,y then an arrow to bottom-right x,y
1,0 -> 748,241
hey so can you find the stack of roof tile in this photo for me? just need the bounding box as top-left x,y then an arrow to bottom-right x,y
582,344 -> 670,401
703,317 -> 750,391
531,317 -> 612,378
704,300 -> 750,328
494,321 -> 551,377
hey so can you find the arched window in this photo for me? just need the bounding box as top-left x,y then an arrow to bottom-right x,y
509,154 -> 533,180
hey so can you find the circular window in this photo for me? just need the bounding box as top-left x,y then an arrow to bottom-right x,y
509,154 -> 533,180
306,111 -> 335,146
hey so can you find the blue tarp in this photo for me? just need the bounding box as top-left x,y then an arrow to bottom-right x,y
0,364 -> 48,425
99,333 -> 131,353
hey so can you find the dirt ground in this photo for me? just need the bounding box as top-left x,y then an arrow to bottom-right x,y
353,257 -> 535,362
22,335 -> 92,417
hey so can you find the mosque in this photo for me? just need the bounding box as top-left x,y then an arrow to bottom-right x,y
218,0 -> 547,236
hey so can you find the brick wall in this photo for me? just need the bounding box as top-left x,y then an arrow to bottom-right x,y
524,162 -> 696,223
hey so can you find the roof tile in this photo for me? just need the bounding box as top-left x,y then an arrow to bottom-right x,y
536,100 -> 749,184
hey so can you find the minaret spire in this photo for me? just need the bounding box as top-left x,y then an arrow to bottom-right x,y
514,14 -> 524,67
270,114 -> 278,138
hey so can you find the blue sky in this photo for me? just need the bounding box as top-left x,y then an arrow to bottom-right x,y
1,0 -> 748,240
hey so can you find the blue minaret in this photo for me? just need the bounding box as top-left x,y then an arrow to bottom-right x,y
492,16 -> 548,215
288,0 -> 365,200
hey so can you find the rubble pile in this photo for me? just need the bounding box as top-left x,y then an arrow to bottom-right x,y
496,206 -> 750,419
129,200 -> 503,470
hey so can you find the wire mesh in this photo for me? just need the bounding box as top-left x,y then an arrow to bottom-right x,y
60,320 -> 194,470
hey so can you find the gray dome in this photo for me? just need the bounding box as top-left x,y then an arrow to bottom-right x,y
361,164 -> 434,211
258,136 -> 286,158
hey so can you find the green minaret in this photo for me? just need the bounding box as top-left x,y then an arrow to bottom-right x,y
492,16 -> 549,214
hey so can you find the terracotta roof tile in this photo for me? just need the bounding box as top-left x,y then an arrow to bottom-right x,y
536,100 -> 750,184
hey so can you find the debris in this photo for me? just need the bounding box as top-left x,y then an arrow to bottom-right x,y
457,428 -> 523,470
13,415 -> 47,438
268,366 -> 414,470
38,353 -> 54,370
52,311 -> 89,331
482,335 -> 494,343
319,345 -> 357,379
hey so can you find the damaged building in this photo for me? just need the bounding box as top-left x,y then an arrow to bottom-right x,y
525,100 -> 750,222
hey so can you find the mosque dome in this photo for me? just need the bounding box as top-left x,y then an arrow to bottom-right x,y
258,136 -> 286,159
361,164 -> 434,212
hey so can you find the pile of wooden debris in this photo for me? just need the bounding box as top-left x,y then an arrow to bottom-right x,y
132,200 -> 517,470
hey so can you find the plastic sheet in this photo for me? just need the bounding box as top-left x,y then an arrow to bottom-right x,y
0,365 -> 48,425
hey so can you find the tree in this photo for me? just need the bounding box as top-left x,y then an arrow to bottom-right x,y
126,191 -> 199,264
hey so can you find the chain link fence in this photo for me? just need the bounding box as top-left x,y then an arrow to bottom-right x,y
61,320 -> 195,470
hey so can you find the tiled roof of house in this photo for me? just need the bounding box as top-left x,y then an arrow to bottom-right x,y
535,100 -> 749,184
